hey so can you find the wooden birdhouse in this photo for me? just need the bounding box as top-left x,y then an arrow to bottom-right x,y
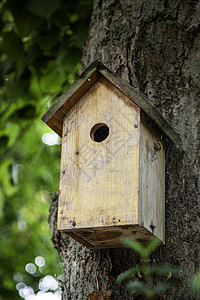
41,61 -> 180,249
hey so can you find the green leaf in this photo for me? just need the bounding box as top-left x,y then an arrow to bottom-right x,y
0,135 -> 9,150
123,238 -> 145,256
117,266 -> 139,283
126,281 -> 154,297
154,282 -> 173,293
192,269 -> 200,291
0,159 -> 17,196
142,238 -> 160,258
40,68 -> 63,94
69,14 -> 79,23
123,237 -> 160,259
12,7 -> 42,37
51,10 -> 69,27
151,264 -> 179,276
25,44 -> 41,65
11,104 -> 37,120
29,73 -> 41,99
27,0 -> 61,18
126,281 -> 146,292
0,124 -> 20,148
1,31 -> 23,61
35,25 -> 60,50
0,61 -> 13,78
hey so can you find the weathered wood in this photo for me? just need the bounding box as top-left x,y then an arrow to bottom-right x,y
58,77 -> 140,229
100,68 -> 182,149
139,112 -> 165,242
41,61 -> 182,150
41,69 -> 101,137
64,225 -> 156,249
57,77 -> 165,247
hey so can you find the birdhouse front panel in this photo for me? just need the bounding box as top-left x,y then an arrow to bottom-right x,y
58,78 -> 141,247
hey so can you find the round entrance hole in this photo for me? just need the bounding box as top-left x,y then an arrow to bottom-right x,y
90,123 -> 109,142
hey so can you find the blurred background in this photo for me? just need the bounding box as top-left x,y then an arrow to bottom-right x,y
0,0 -> 93,299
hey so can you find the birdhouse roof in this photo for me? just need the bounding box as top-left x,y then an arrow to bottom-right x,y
41,61 -> 181,148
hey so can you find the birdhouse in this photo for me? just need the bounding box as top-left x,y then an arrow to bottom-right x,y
41,61 -> 180,249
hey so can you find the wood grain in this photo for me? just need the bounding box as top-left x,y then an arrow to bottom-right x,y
139,113 -> 165,242
58,77 -> 140,233
57,77 -> 165,247
64,225 -> 156,249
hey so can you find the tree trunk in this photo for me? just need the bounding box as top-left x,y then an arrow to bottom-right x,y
49,1 -> 200,299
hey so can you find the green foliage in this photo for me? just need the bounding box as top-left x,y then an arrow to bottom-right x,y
0,0 -> 93,299
27,0 -> 61,19
192,269 -> 200,292
123,237 -> 160,260
117,238 -> 179,298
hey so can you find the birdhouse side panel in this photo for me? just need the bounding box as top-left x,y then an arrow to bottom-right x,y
58,78 -> 140,231
139,115 -> 165,242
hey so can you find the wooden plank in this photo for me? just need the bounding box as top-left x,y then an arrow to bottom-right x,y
64,231 -> 95,249
63,225 -> 159,249
41,69 -> 101,137
139,112 -> 165,242
57,77 -> 140,232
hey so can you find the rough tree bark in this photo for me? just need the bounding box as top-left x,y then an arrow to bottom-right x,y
48,1 -> 200,299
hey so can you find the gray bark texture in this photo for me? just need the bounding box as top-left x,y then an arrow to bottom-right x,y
48,0 -> 200,299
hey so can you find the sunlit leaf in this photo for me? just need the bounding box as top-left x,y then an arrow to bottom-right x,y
40,69 -> 64,94
29,73 -> 41,99
0,159 -> 17,196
